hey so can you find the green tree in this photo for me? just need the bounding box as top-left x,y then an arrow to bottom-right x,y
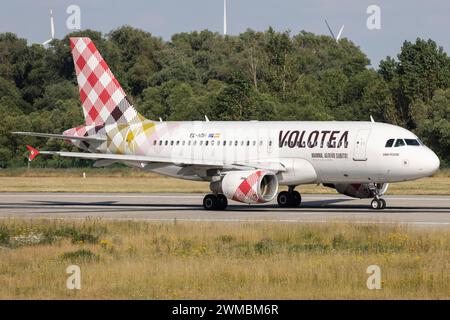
379,38 -> 450,128
415,89 -> 450,165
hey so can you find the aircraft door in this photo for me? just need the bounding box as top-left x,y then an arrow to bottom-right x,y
353,129 -> 371,161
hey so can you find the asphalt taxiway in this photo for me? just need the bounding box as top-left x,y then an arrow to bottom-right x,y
0,193 -> 449,226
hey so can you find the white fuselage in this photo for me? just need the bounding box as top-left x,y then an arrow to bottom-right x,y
113,120 -> 440,185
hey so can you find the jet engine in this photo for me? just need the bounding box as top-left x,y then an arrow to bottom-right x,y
324,183 -> 389,199
211,170 -> 278,204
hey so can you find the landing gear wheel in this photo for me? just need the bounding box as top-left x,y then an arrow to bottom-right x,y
371,199 -> 380,210
379,198 -> 386,209
277,191 -> 291,207
292,191 -> 302,207
370,199 -> 384,210
216,194 -> 228,210
203,194 -> 218,210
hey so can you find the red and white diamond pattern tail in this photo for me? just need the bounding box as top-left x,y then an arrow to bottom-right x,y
233,170 -> 263,203
70,37 -> 140,126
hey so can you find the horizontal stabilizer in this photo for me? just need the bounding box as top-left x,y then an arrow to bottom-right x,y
12,132 -> 106,143
26,145 -> 40,161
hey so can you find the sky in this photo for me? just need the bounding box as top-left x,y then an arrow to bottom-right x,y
1,0 -> 449,67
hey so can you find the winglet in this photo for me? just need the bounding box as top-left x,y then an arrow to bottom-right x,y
26,145 -> 40,161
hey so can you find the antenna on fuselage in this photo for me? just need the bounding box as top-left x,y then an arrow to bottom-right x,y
159,117 -> 163,122
370,115 -> 375,123
204,115 -> 210,122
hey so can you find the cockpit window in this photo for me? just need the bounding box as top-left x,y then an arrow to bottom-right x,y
385,139 -> 395,147
394,139 -> 405,147
405,139 -> 420,146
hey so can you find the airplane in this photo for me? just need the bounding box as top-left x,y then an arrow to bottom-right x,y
14,37 -> 440,211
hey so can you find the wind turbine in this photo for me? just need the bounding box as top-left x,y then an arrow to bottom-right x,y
325,19 -> 344,43
42,9 -> 55,46
223,0 -> 227,35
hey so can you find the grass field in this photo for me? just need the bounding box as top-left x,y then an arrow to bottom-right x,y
0,219 -> 449,299
0,168 -> 449,194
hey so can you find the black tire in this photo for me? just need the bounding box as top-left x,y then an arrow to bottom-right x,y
379,198 -> 386,209
370,199 -> 380,210
292,191 -> 302,207
216,194 -> 228,210
277,191 -> 291,207
203,194 -> 218,210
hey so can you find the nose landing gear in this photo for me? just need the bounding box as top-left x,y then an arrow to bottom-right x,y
370,198 -> 386,210
368,183 -> 387,210
277,186 -> 302,208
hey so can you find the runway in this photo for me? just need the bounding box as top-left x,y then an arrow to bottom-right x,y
0,193 -> 449,226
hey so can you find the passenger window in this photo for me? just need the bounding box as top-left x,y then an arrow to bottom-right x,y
165,141 -> 168,146
246,141 -> 250,146
405,139 -> 420,146
182,141 -> 185,146
170,141 -> 174,146
394,139 -> 405,147
200,141 -> 203,146
153,140 -> 156,145
234,141 -> 238,146
193,141 -> 197,146
188,141 -> 191,146
253,141 -> 256,146
385,139 -> 394,147
176,141 -> 180,146
269,141 -> 273,147
159,140 -> 162,146
223,141 -> 226,146
205,141 -> 209,146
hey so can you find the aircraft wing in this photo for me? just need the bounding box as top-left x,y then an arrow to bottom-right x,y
12,132 -> 106,143
34,149 -> 286,172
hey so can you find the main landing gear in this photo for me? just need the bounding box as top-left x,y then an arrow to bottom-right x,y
277,186 -> 302,208
203,194 -> 228,210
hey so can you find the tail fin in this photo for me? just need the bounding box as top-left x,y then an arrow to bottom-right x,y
70,37 -> 143,126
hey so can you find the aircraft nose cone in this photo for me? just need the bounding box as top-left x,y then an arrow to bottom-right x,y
423,148 -> 440,176
429,150 -> 440,174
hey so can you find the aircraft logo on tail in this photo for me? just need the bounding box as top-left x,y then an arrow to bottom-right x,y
70,37 -> 141,126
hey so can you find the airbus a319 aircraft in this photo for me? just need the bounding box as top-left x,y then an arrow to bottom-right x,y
14,38 -> 440,210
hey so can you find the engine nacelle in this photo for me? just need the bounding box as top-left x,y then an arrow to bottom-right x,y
211,170 -> 278,204
325,183 -> 389,199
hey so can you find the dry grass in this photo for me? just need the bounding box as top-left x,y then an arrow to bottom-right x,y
0,168 -> 448,194
0,219 -> 449,299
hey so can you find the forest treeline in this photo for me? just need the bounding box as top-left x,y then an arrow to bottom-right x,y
0,26 -> 449,167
